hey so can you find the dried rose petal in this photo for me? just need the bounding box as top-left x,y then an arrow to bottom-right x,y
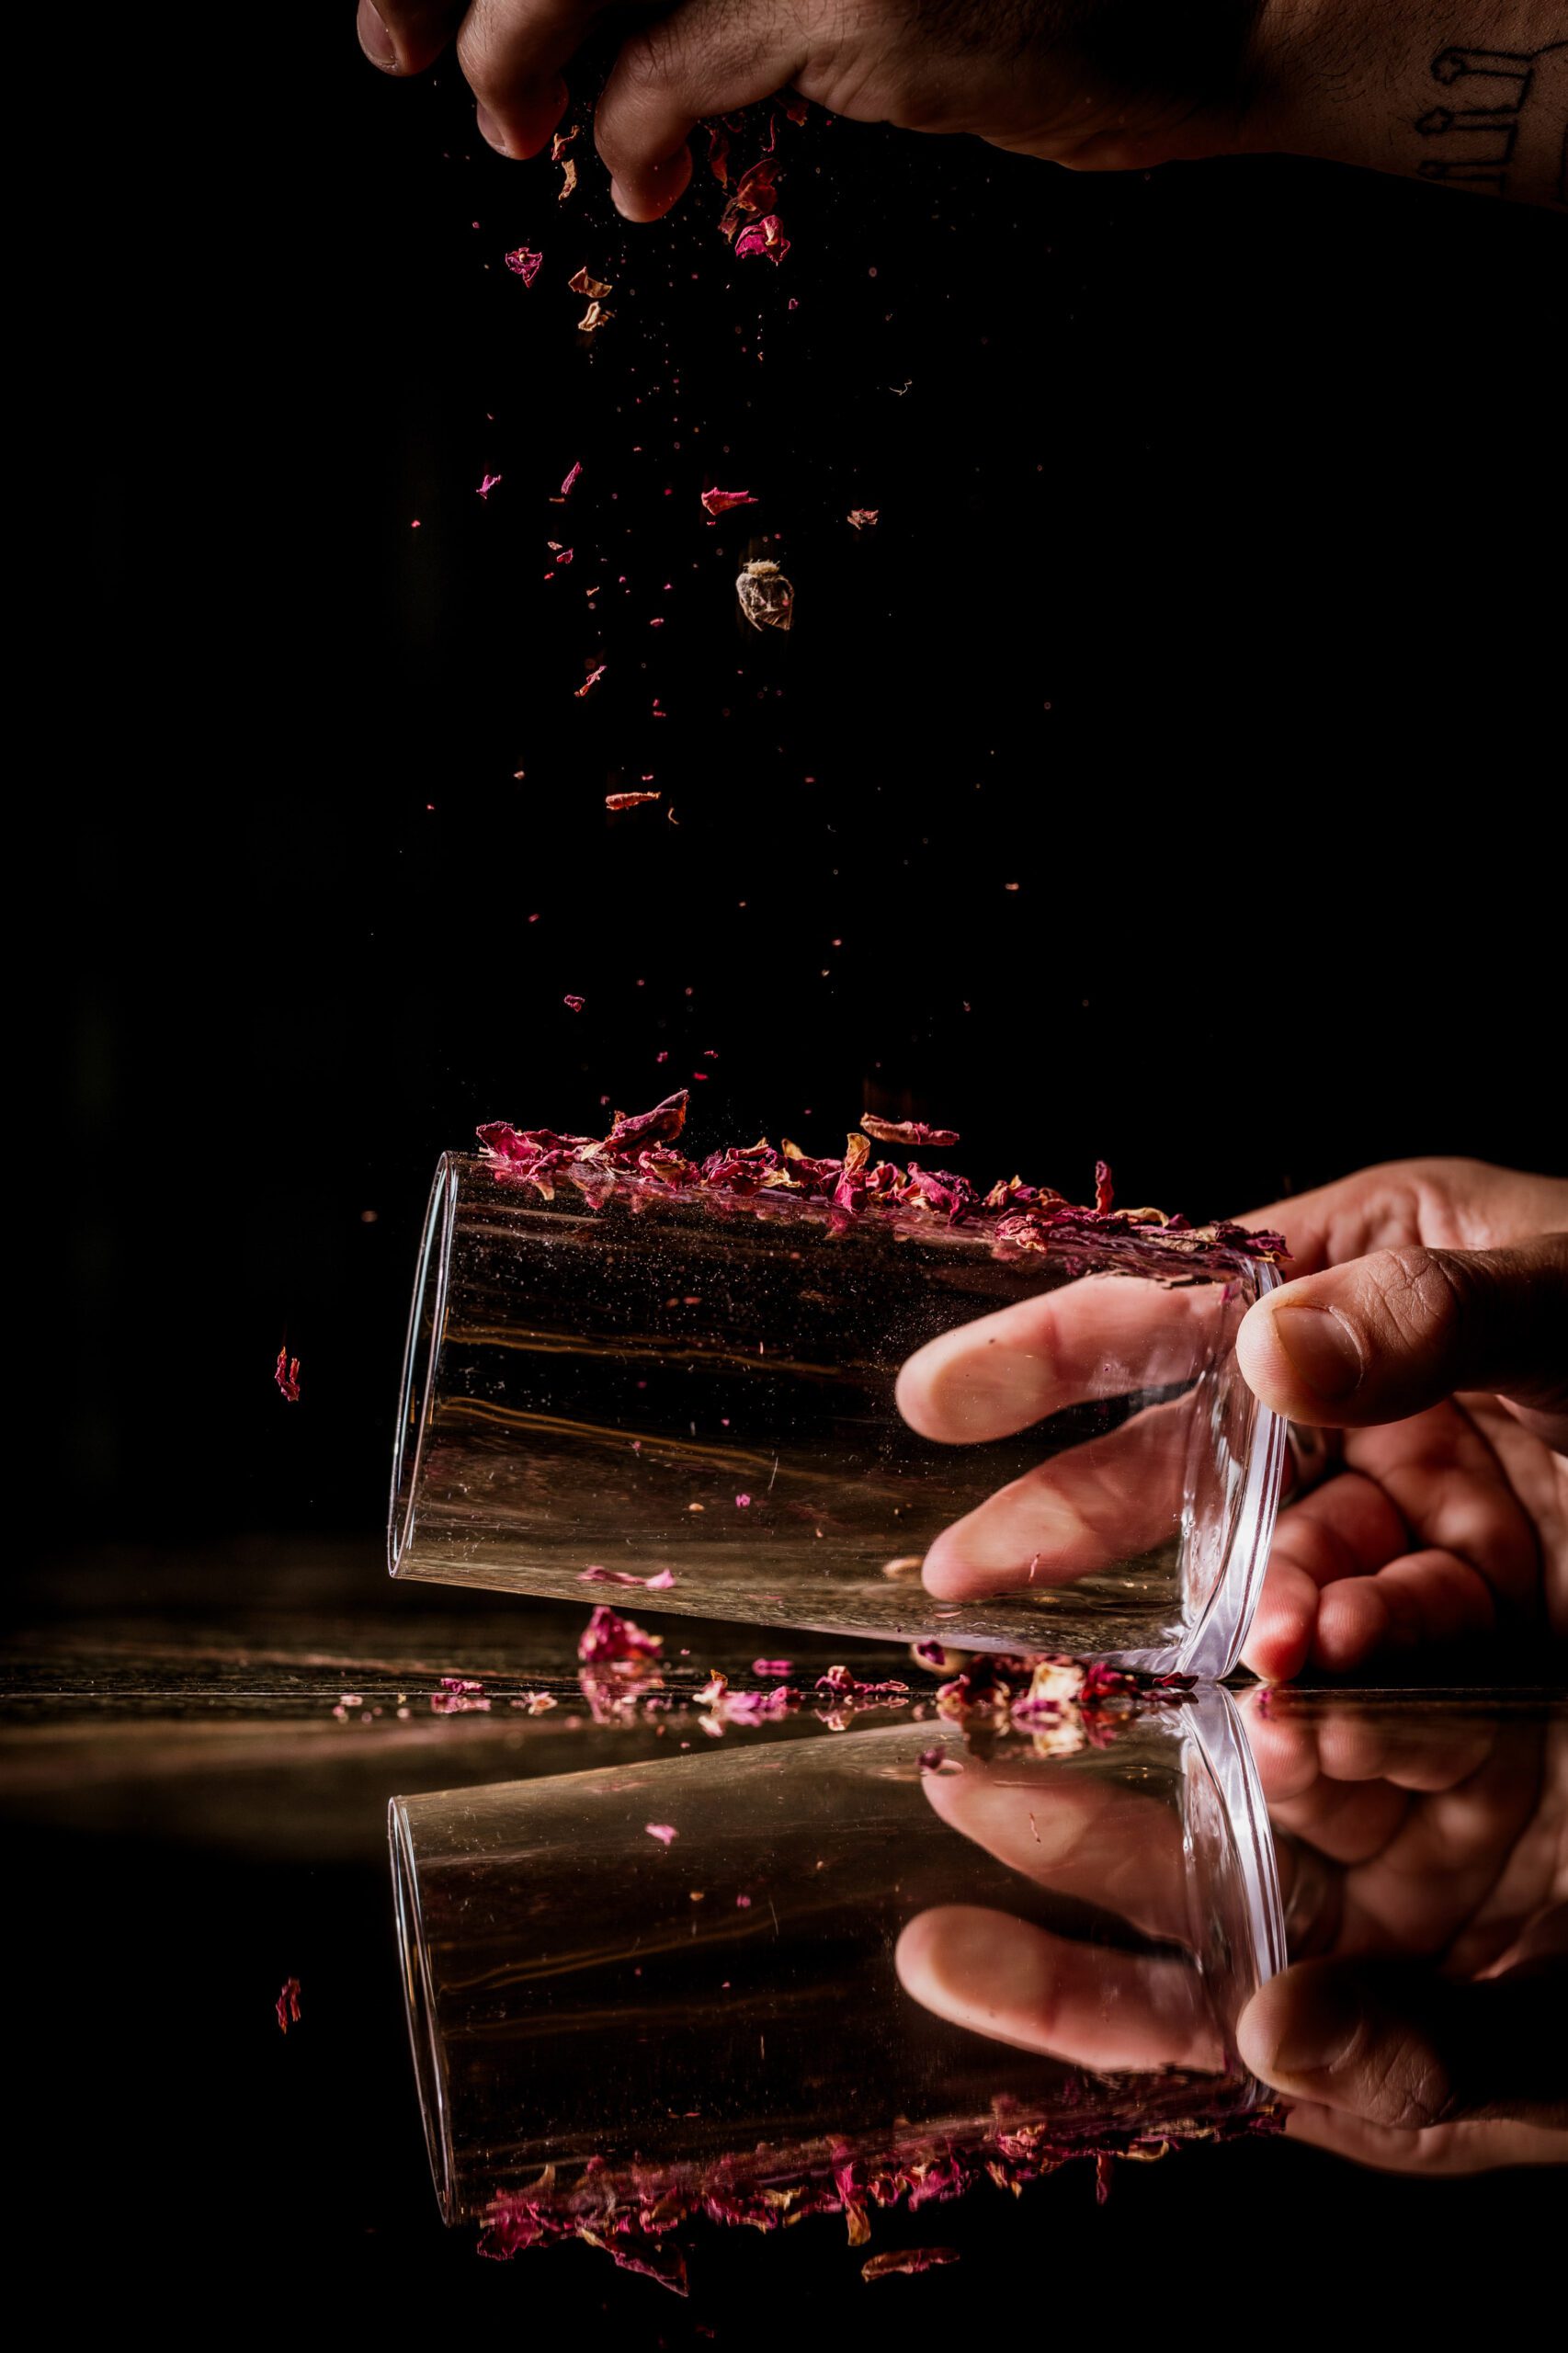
752,1658 -> 792,1676
736,559 -> 793,632
275,1977 -> 301,2033
1096,1160 -> 1115,1214
477,472 -> 502,499
862,2248 -> 960,2281
559,157 -> 578,201
734,213 -> 790,265
578,1565 -> 678,1592
578,1605 -> 664,1665
860,1116 -> 959,1148
780,93 -> 809,127
504,246 -> 543,285
568,266 -> 612,299
644,1823 -> 677,1845
605,1091 -> 689,1152
576,299 -> 613,335
562,994 -> 586,1011
551,126 -> 578,162
472,1101 -> 1289,1278
605,790 -> 660,811
706,123 -> 732,186
725,158 -> 780,225
574,665 -> 606,699
847,508 -> 880,529
274,1347 -> 301,1404
561,461 -> 583,496
700,487 -> 757,517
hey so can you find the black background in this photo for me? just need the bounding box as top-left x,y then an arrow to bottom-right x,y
17,14 -> 1566,2327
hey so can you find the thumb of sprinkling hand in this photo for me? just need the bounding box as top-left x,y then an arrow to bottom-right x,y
1235,1235 -> 1568,1447
1237,1943 -> 1568,2131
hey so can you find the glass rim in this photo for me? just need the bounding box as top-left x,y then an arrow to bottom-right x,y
389,1795 -> 456,2223
388,1154 -> 460,1580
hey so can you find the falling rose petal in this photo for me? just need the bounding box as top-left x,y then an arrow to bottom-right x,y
563,994 -> 586,1011
551,126 -> 578,161
735,1494 -> 752,1508
736,559 -> 793,631
274,1347 -> 301,1404
559,157 -> 578,201
700,486 -> 757,517
847,508 -> 880,529
720,158 -> 781,237
574,665 -> 606,697
706,123 -> 732,186
862,2248 -> 960,2282
860,1116 -> 960,1148
477,472 -> 502,499
644,1823 -> 677,1845
577,300 -> 613,335
734,214 -> 790,265
752,1659 -> 792,1677
504,246 -> 544,285
562,460 -> 583,496
1096,1160 -> 1115,1213
735,1893 -> 752,1907
568,266 -> 613,299
275,1977 -> 301,2033
605,790 -> 661,810
781,93 -> 809,126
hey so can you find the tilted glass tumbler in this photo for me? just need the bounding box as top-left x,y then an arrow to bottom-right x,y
390,1152 -> 1285,1674
389,1694 -> 1284,2247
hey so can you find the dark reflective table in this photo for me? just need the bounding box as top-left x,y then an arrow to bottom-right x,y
5,1542 -> 1562,2330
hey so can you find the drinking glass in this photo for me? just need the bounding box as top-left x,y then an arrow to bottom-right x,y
390,1153 -> 1285,1674
390,1691 -> 1283,2235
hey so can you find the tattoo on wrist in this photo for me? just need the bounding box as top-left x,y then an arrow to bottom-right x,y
1411,38 -> 1568,201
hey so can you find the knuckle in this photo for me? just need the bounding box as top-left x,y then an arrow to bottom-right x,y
455,20 -> 503,94
616,26 -> 680,99
1362,2029 -> 1455,2131
1368,1245 -> 1470,1354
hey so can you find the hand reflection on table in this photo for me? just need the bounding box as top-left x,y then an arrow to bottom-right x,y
894,1758 -> 1226,2075
898,1699 -> 1566,2174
